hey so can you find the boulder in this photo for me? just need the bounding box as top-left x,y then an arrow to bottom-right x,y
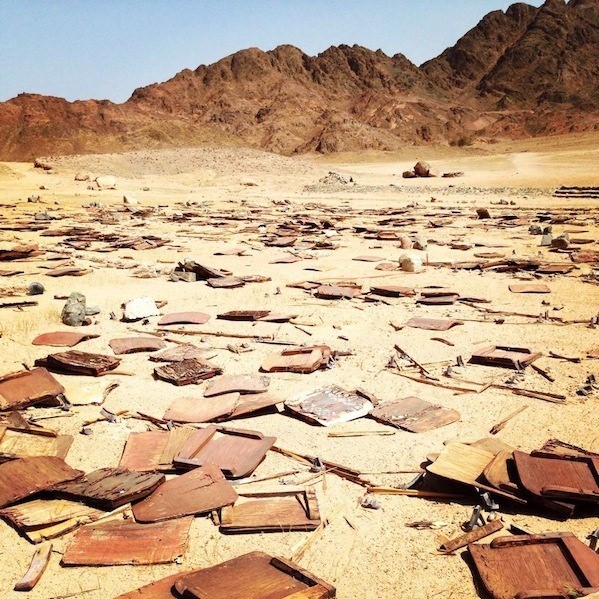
34,158 -> 53,170
95,175 -> 117,190
122,296 -> 159,321
413,161 -> 431,177
62,292 -> 91,326
74,172 -> 90,181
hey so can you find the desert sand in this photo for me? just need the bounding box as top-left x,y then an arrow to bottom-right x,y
0,134 -> 598,598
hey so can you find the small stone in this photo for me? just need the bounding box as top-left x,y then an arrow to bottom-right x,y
27,282 -> 45,296
529,225 -> 542,235
402,170 -> 417,179
400,254 -> 422,272
123,195 -> 138,205
540,234 -> 553,246
413,237 -> 427,251
399,236 -> 413,249
476,208 -> 491,219
85,304 -> 101,316
74,172 -> 90,181
360,495 -> 381,510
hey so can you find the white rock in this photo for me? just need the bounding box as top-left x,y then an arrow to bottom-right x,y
123,195 -> 138,205
400,254 -> 423,272
95,175 -> 117,190
122,296 -> 159,321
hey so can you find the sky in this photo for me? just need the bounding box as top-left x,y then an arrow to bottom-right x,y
0,0 -> 545,104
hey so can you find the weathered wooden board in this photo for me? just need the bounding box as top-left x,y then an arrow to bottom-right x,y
514,451 -> 598,506
285,386 -> 373,427
426,442 -> 526,503
0,368 -> 64,411
370,397 -> 459,433
0,426 -> 72,461
62,517 -> 192,565
109,337 -> 166,355
37,350 -> 121,376
0,456 -> 83,508
469,346 -> 541,369
132,462 -> 238,522
204,375 -> 269,397
158,311 -> 210,325
174,426 -> 276,479
508,283 -> 551,294
119,429 -> 196,472
469,533 -> 599,599
52,468 -> 165,509
174,551 -> 336,598
32,331 -> 100,347
262,350 -> 323,374
154,358 -> 221,385
406,317 -> 462,331
114,571 -> 187,598
219,488 -> 320,533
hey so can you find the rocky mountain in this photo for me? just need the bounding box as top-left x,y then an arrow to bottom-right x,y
0,0 -> 597,161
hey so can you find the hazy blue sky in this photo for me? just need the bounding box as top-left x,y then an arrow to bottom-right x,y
0,0 -> 544,103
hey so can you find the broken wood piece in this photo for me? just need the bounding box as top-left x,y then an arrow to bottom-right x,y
370,396 -> 459,433
32,331 -> 100,347
14,541 -> 52,591
489,406 -> 528,435
0,368 -> 64,411
109,337 -> 166,355
154,358 -> 222,385
36,351 -> 121,376
439,519 -> 503,553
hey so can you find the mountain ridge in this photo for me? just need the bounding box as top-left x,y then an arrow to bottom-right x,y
1,0 -> 597,161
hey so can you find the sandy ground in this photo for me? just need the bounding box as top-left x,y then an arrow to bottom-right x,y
0,135 -> 598,598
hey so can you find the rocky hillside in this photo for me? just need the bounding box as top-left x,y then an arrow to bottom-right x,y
0,0 -> 597,160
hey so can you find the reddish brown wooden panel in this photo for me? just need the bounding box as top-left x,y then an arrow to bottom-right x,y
370,396 -> 459,433
174,551 -> 335,598
132,462 -> 237,522
32,331 -> 100,347
0,456 -> 83,508
109,337 -> 166,355
469,533 -> 599,599
62,517 -> 192,565
52,468 -> 165,509
0,368 -> 64,411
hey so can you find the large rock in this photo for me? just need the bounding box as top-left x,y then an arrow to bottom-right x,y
62,292 -> 91,326
413,161 -> 431,177
122,296 -> 159,321
95,175 -> 117,190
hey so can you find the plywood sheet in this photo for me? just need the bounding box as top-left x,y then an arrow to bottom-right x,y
52,468 -> 165,509
174,427 -> 275,479
406,317 -> 461,331
204,375 -> 269,397
0,368 -> 64,411
469,533 -> 599,599
370,397 -> 459,433
174,551 -> 336,599
132,462 -> 238,522
469,346 -> 541,369
109,337 -> 166,355
0,427 -> 72,460
0,456 -> 83,508
32,331 -> 100,347
158,312 -> 210,325
220,488 -> 320,533
62,517 -> 192,565
514,451 -> 598,505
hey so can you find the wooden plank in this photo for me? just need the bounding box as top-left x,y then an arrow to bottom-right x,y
61,517 -> 192,565
0,428 -> 73,460
13,542 -> 52,591
219,488 -> 320,533
439,519 -> 503,553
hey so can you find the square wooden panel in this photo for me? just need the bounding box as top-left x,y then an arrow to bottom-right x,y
370,397 -> 459,433
469,346 -> 541,369
0,368 -> 64,410
174,426 -> 276,479
469,533 -> 599,599
61,517 -> 193,566
219,487 -> 320,533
